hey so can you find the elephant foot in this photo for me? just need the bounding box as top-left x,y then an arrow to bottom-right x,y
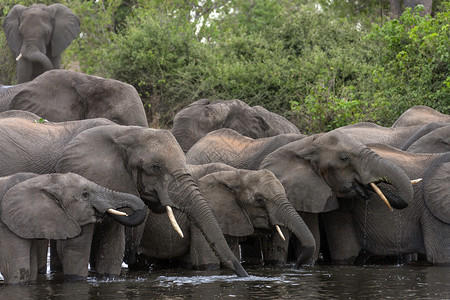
96,273 -> 120,281
64,274 -> 87,282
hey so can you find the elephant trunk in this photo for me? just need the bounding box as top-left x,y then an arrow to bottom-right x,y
361,148 -> 413,209
92,187 -> 148,227
19,42 -> 53,71
271,200 -> 316,267
169,170 -> 249,277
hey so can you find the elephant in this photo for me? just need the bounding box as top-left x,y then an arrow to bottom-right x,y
0,172 -> 147,285
172,99 -> 300,152
0,70 -> 148,127
188,128 -> 414,265
133,166 -> 315,271
186,128 -> 307,169
403,124 -> 450,153
0,110 -> 248,280
336,121 -> 447,149
392,105 -> 450,127
322,144 -> 449,265
3,4 -> 80,83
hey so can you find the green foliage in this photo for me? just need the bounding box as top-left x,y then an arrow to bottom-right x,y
1,0 -> 448,131
366,4 -> 450,123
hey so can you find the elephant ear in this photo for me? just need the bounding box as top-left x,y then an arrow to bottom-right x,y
55,125 -> 138,195
48,4 -> 80,57
9,71 -> 82,121
1,177 -> 81,239
423,159 -> 450,224
197,172 -> 254,237
224,102 -> 271,139
260,137 -> 338,213
2,5 -> 27,56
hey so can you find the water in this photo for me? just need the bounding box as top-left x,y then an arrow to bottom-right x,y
1,264 -> 449,299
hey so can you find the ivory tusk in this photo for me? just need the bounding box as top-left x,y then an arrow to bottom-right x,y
166,206 -> 184,238
16,53 -> 23,61
275,225 -> 286,241
370,182 -> 393,211
107,208 -> 128,216
411,178 -> 422,184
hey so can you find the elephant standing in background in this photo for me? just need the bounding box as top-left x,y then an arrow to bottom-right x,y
0,110 -> 248,280
187,128 -> 306,169
403,125 -> 450,153
336,121 -> 447,149
172,99 -> 300,152
3,4 -> 80,83
134,166 -> 315,271
392,105 -> 450,127
0,70 -> 148,127
323,144 -> 449,265
0,172 -> 146,285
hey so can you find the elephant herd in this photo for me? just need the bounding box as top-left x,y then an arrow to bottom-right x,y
0,4 -> 449,285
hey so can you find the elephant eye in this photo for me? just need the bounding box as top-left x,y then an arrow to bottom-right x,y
82,191 -> 90,199
153,163 -> 162,174
255,196 -> 265,207
340,154 -> 350,163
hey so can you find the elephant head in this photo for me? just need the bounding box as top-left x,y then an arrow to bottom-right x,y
172,99 -> 299,152
259,130 -> 414,214
3,4 -> 80,83
55,125 -> 248,277
8,70 -> 148,127
0,173 -> 147,240
197,169 -> 316,266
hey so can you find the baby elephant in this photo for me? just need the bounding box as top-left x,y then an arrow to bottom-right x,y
134,168 -> 315,270
0,172 -> 147,285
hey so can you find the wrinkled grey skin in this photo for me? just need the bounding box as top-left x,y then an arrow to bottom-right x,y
404,124 -> 450,153
0,172 -> 146,285
323,144 -> 449,265
172,99 -> 300,152
3,4 -> 80,83
134,166 -> 315,270
258,130 -> 413,265
186,128 -> 306,169
392,106 -> 450,127
337,121 -> 447,149
0,111 -> 248,280
0,70 -> 148,127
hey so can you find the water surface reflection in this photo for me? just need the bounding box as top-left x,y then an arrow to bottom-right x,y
1,265 -> 449,299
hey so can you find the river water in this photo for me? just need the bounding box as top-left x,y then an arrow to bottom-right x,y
1,263 -> 449,299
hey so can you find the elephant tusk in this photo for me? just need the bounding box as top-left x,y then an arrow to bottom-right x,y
166,206 -> 184,238
16,53 -> 23,61
370,182 -> 393,211
275,225 -> 286,241
107,208 -> 128,216
411,178 -> 422,184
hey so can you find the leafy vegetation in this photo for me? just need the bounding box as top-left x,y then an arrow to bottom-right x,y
1,0 -> 448,132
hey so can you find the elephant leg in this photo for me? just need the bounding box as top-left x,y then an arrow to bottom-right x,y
0,223 -> 32,284
322,210 -> 360,264
50,240 -> 63,272
190,225 -> 220,270
91,220 -> 125,278
124,212 -> 149,266
57,224 -> 94,281
36,239 -> 48,274
261,228 -> 290,265
16,59 -> 32,83
30,241 -> 39,282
